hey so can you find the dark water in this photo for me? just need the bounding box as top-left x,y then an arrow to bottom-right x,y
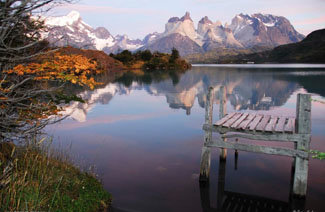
48,65 -> 325,212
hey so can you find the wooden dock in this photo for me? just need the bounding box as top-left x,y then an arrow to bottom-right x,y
199,86 -> 311,197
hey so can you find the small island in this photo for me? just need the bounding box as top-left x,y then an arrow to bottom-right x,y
109,48 -> 191,71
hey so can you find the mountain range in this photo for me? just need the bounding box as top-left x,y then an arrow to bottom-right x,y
44,11 -> 305,56
195,28 -> 325,63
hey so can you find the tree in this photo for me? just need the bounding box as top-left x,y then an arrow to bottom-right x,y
140,50 -> 152,61
170,47 -> 180,62
0,0 -> 76,141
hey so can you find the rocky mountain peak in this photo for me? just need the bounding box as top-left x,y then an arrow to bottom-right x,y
116,34 -> 128,41
93,27 -> 112,39
45,10 -> 82,27
143,32 -> 159,45
199,16 -> 213,25
229,13 -> 305,47
66,10 -> 81,21
168,17 -> 180,23
180,12 -> 193,22
44,10 -> 305,56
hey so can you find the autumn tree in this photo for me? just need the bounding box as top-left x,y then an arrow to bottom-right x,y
0,0 -> 86,141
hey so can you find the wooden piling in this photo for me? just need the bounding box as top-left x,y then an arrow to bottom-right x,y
199,87 -> 214,181
293,93 -> 311,196
219,86 -> 227,160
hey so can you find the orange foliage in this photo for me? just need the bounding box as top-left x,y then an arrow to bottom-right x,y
5,52 -> 103,89
0,52 -> 107,130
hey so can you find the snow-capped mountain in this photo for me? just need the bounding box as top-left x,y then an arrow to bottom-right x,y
141,12 -> 304,55
229,13 -> 305,47
43,11 -> 304,56
197,16 -> 243,50
44,11 -> 143,53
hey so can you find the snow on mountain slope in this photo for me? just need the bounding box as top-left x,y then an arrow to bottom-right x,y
44,11 -> 142,53
43,11 -> 304,56
197,16 -> 243,50
229,13 -> 305,47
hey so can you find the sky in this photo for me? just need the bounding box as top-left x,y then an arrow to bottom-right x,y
50,0 -> 325,39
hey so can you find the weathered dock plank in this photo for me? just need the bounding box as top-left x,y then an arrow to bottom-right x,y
248,114 -> 263,130
207,139 -> 309,159
256,115 -> 271,131
214,112 -> 236,126
284,117 -> 295,133
231,113 -> 248,128
275,117 -> 287,132
265,116 -> 278,132
238,114 -> 256,130
223,113 -> 242,127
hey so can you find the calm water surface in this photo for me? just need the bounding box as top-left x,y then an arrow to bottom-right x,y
48,65 -> 325,212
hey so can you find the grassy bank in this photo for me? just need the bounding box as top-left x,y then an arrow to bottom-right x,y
0,140 -> 111,212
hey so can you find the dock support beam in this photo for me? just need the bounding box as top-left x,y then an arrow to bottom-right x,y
199,87 -> 214,182
219,86 -> 227,160
293,93 -> 311,196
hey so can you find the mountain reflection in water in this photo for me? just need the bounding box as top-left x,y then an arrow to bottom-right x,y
50,66 -> 325,212
60,66 -> 319,122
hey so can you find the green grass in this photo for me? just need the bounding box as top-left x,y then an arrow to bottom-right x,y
0,140 -> 111,212
310,150 -> 325,160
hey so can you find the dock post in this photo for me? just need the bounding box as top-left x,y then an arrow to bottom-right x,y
217,157 -> 226,211
293,94 -> 311,196
199,87 -> 214,182
219,86 -> 227,160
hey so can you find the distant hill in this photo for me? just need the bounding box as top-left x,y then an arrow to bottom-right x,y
185,45 -> 271,63
265,28 -> 325,63
195,29 -> 325,64
58,46 -> 126,72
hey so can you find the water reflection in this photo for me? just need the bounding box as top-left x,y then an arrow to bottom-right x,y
59,66 -> 325,122
200,155 -> 306,212
50,65 -> 325,212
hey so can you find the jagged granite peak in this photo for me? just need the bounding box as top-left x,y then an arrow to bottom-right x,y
168,12 -> 192,23
199,16 -> 213,25
168,17 -> 181,23
93,27 -> 112,39
197,16 -> 243,49
229,13 -> 305,47
44,11 -> 305,56
143,32 -> 159,45
163,11 -> 202,46
116,34 -> 142,45
180,12 -> 193,22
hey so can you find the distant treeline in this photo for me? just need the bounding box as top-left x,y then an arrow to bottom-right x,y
109,48 -> 191,71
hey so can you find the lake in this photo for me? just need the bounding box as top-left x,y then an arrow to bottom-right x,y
47,65 -> 325,212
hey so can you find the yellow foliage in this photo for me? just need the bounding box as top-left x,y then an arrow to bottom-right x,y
130,69 -> 145,76
4,52 -> 103,89
130,61 -> 145,69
